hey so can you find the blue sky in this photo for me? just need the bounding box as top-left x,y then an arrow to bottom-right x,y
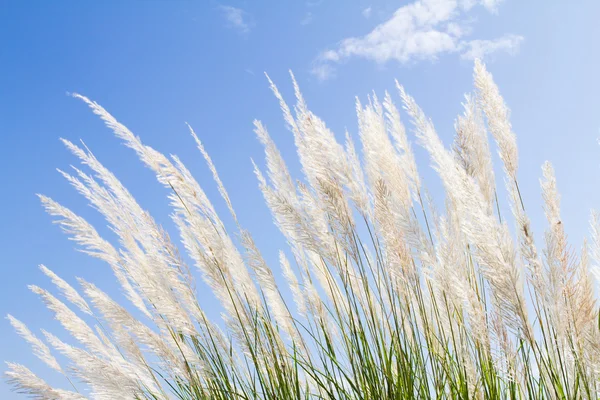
1,0 -> 600,398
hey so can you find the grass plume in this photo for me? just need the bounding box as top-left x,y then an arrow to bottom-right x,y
5,61 -> 600,399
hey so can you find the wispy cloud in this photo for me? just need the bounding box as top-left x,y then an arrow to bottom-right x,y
311,64 -> 336,81
481,0 -> 504,13
362,6 -> 372,19
461,34 -> 523,60
220,5 -> 254,34
301,12 -> 314,26
312,0 -> 521,80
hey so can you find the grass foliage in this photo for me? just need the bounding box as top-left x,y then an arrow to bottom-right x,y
6,61 -> 600,399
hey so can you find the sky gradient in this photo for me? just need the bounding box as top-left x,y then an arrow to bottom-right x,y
1,1 -> 600,398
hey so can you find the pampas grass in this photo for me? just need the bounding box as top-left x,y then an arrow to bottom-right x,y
6,60 -> 600,399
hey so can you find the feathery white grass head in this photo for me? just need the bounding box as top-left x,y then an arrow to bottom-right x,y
39,265 -> 92,315
400,83 -> 531,339
6,316 -> 62,373
29,285 -> 112,358
474,59 -> 519,179
5,363 -> 85,400
7,61 -> 600,399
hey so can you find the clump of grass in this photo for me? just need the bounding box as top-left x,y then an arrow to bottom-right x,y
6,60 -> 600,399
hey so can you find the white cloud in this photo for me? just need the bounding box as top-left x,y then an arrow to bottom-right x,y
220,6 -> 254,34
311,64 -> 336,81
301,12 -> 314,26
461,34 -> 523,60
481,0 -> 504,13
362,7 -> 372,19
312,0 -> 519,80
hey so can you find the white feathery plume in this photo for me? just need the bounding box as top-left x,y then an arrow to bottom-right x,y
540,161 -> 570,337
542,163 -> 596,360
375,183 -> 431,339
297,181 -> 340,261
305,249 -> 343,309
264,71 -> 351,340
79,280 -> 196,381
300,264 -> 340,342
253,162 -> 325,259
58,138 -> 154,239
541,162 -> 562,232
318,174 -> 358,259
79,280 -> 150,370
253,120 -> 299,206
187,123 -> 238,222
70,94 -> 185,188
6,315 -> 62,373
372,179 -> 416,293
290,72 -> 351,190
589,210 -> 600,290
39,192 -> 151,320
29,285 -> 113,359
174,214 -> 233,302
58,139 -> 199,334
43,332 -> 147,400
70,97 -> 204,234
279,251 -> 306,317
434,203 -> 490,352
71,95 -> 262,315
186,125 -> 274,324
573,240 -> 596,342
261,79 -> 364,286
253,155 -> 340,332
38,191 -> 143,313
440,205 -> 490,348
461,283 -> 490,348
343,131 -> 369,215
95,326 -> 117,354
38,194 -> 120,265
173,213 -> 254,350
587,210 -> 600,377
539,163 -> 593,392
241,231 -> 298,342
259,81 -> 359,288
358,94 -> 413,210
400,85 -> 532,340
4,362 -> 85,400
272,81 -> 361,279
79,281 -> 204,394
459,82 -> 545,321
473,66 -> 526,362
452,88 -> 543,345
357,94 -> 428,268
297,185 -> 347,304
264,72 -> 302,147
572,239 -> 600,386
164,154 -> 222,230
507,182 -> 546,310
359,92 -> 433,291
590,210 -> 600,267
474,59 -> 519,179
39,265 -> 92,315
10,61 -> 600,398
385,88 -> 421,197
431,212 -> 468,309
252,163 -> 339,338
266,73 -> 351,201
453,93 -> 496,211
289,71 -> 309,120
